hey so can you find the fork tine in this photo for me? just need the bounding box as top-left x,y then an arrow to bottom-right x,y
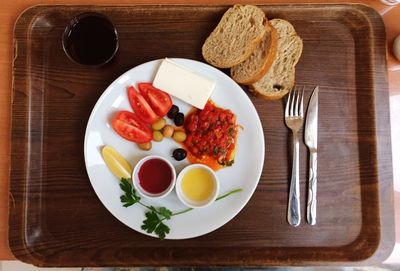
300,86 -> 305,117
285,89 -> 292,117
295,86 -> 300,117
290,88 -> 295,117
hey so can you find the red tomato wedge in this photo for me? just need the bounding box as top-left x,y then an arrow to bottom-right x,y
127,86 -> 159,124
112,111 -> 152,143
138,83 -> 173,117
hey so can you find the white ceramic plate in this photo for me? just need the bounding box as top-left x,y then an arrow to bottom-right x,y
84,58 -> 264,239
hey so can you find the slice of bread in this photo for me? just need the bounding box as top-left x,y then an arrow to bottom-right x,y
202,5 -> 267,68
250,19 -> 303,100
230,23 -> 278,84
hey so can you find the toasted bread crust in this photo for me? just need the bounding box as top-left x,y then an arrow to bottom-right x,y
231,24 -> 278,84
202,5 -> 268,68
246,26 -> 278,84
249,72 -> 296,100
233,23 -> 268,68
250,19 -> 303,100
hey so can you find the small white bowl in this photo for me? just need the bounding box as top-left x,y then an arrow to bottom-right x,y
176,164 -> 219,208
132,155 -> 176,199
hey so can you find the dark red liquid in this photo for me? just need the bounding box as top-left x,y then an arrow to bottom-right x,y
138,159 -> 173,194
63,13 -> 118,66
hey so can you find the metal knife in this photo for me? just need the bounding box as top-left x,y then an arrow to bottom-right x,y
304,86 -> 319,225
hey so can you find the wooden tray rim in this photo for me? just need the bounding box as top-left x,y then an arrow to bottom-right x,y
9,3 -> 395,267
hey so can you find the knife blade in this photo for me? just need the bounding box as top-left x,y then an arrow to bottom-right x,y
305,86 -> 319,225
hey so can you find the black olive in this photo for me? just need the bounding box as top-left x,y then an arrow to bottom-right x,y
172,148 -> 187,161
167,105 -> 179,119
174,112 -> 184,126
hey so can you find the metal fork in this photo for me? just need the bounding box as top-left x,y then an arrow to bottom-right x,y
285,86 -> 304,227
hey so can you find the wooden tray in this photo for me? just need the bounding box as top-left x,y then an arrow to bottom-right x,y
10,4 -> 395,267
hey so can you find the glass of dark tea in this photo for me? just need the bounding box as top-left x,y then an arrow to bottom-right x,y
62,12 -> 119,66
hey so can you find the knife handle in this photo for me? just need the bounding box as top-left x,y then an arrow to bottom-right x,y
287,132 -> 301,227
307,151 -> 317,225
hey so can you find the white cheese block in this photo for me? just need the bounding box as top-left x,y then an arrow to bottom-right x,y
153,58 -> 216,109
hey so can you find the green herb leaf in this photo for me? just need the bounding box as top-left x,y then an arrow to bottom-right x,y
157,207 -> 173,220
120,178 -> 131,193
146,206 -> 172,219
154,221 -> 170,240
120,178 -> 141,207
141,210 -> 171,240
141,211 -> 159,233
148,206 -> 157,213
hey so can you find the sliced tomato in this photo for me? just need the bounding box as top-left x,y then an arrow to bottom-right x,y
127,86 -> 159,124
138,83 -> 172,117
112,111 -> 152,143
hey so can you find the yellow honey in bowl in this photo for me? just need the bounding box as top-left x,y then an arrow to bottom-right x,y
181,167 -> 215,202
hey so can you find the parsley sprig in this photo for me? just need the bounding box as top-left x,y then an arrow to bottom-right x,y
120,178 -> 141,207
119,178 -> 242,239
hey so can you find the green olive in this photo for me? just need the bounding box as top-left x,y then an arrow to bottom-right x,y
153,131 -> 164,142
162,125 -> 174,138
172,131 -> 187,142
151,118 -> 166,131
137,142 -> 152,151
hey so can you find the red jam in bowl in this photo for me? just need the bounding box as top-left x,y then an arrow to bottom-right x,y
137,158 -> 173,194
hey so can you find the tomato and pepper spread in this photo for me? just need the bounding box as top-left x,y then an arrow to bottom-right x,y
184,101 -> 238,171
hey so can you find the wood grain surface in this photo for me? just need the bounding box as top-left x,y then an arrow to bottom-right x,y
9,4 -> 395,266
